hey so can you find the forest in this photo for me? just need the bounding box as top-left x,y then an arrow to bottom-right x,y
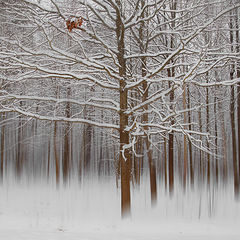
0,0 -> 240,222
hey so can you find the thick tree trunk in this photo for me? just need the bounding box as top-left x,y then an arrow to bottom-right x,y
116,0 -> 131,218
119,88 -> 131,217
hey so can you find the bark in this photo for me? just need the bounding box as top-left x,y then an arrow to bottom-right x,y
198,91 -> 203,182
187,88 -> 194,186
83,124 -> 92,171
218,96 -> 227,180
206,74 -> 210,186
16,103 -> 24,178
164,136 -> 168,191
168,0 -> 177,197
0,113 -> 5,182
63,87 -> 71,184
183,84 -> 188,191
116,0 -> 131,218
214,92 -> 218,184
236,11 -> 240,179
230,12 -> 239,198
54,121 -> 60,187
47,137 -> 51,181
168,67 -> 174,196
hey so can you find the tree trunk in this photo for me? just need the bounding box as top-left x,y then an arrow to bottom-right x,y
206,73 -> 210,186
187,88 -> 194,186
116,0 -> 131,218
214,91 -> 219,185
235,10 -> 240,180
168,69 -> 174,196
63,87 -> 71,184
230,12 -> 239,198
168,0 -> 176,197
54,121 -> 60,187
218,95 -> 227,180
0,113 -> 5,182
183,84 -> 188,191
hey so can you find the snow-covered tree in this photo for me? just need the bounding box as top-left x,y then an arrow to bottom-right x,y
0,0 -> 240,217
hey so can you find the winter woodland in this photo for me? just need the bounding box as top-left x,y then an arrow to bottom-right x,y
0,0 -> 240,222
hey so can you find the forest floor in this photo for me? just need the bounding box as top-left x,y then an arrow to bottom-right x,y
0,177 -> 240,240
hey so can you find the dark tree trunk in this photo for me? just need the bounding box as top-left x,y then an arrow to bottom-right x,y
116,0 -> 131,218
187,88 -> 194,187
230,12 -> 239,198
54,121 -> 60,187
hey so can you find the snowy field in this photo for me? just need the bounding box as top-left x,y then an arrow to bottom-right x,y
0,177 -> 240,240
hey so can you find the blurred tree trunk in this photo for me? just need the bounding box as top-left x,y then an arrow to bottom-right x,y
139,0 -> 157,205
236,10 -> 240,179
54,121 -> 60,187
0,113 -> 5,182
206,73 -> 210,186
54,85 -> 60,187
16,102 -> 24,178
230,11 -> 239,198
63,86 -> 71,184
214,91 -> 219,184
187,88 -> 194,186
168,70 -> 174,196
183,84 -> 188,191
218,94 -> 227,180
167,0 -> 177,197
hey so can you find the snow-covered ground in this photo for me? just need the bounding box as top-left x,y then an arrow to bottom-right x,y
0,177 -> 240,240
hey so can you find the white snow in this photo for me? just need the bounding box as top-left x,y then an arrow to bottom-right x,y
0,177 -> 240,240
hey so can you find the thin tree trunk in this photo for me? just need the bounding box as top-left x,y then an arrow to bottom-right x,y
168,70 -> 174,196
54,121 -> 60,187
16,104 -> 24,178
206,74 -> 210,186
0,113 -> 5,182
235,11 -> 240,179
218,96 -> 227,180
187,88 -> 194,186
164,135 -> 168,191
168,0 -> 176,197
63,93 -> 71,184
183,84 -> 188,191
214,91 -> 218,185
230,12 -> 239,198
47,137 -> 51,181
198,91 -> 203,182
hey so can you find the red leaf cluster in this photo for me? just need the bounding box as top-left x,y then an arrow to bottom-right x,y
66,17 -> 83,32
